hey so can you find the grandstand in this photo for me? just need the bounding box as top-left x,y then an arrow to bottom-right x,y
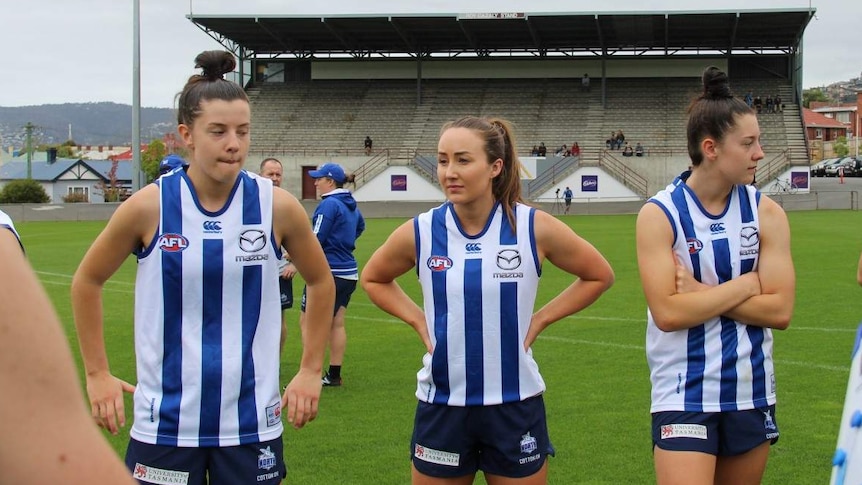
190,9 -> 816,201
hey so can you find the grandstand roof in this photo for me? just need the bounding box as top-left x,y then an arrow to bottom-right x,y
189,9 -> 815,58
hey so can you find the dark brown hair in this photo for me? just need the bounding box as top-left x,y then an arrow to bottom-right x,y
686,66 -> 754,166
176,51 -> 249,127
439,116 -> 525,231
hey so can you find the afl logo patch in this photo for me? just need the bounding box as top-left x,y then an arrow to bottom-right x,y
158,233 -> 189,252
686,237 -> 703,254
427,256 -> 453,272
239,229 -> 267,253
496,249 -> 521,270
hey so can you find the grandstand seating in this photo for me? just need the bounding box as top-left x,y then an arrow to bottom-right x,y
246,76 -> 806,190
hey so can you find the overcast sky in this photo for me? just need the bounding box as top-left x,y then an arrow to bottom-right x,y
1,0 -> 857,108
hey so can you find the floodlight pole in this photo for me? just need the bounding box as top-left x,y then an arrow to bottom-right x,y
132,0 -> 142,192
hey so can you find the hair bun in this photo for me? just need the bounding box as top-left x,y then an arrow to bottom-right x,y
194,51 -> 236,81
701,66 -> 732,100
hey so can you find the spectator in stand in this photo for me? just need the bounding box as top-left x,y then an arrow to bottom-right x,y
765,95 -> 774,114
744,91 -> 754,108
555,144 -> 568,156
364,135 -> 373,155
531,145 -> 539,156
753,95 -> 763,114
538,142 -> 547,157
615,130 -> 626,150
571,142 -> 581,157
582,73 -> 591,91
606,132 -> 615,150
775,94 -> 783,113
622,142 -> 634,157
635,142 -> 645,157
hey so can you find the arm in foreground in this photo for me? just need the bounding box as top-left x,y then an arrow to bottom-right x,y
71,187 -> 157,434
275,190 -> 335,428
0,229 -> 135,484
525,211 -> 615,348
360,220 -> 431,353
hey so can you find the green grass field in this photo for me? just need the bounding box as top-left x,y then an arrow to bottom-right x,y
17,209 -> 862,484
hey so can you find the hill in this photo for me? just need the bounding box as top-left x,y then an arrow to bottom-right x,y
0,102 -> 175,149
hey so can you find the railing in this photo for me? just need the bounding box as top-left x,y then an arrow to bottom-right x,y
248,147 -> 391,158
526,155 -> 580,198
598,150 -> 648,198
352,150 -> 391,188
754,149 -> 791,186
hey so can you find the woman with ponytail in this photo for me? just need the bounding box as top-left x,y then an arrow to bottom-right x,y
361,115 -> 614,484
72,50 -> 334,484
636,67 -> 795,484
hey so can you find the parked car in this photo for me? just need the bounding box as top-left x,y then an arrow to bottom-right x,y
811,158 -> 839,177
825,157 -> 859,177
813,158 -> 841,177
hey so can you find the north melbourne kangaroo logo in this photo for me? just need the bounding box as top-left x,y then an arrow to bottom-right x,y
239,229 -> 267,252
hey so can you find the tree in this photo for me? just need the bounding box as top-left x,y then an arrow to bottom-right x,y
834,136 -> 850,158
141,139 -> 167,183
94,159 -> 123,202
803,88 -> 829,108
0,180 -> 50,203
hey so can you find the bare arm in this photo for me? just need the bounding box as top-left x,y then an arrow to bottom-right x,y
360,220 -> 431,352
857,250 -> 862,286
273,189 -> 335,428
636,202 -> 761,332
0,229 -> 135,484
718,196 -> 795,329
526,211 -> 615,347
71,185 -> 158,434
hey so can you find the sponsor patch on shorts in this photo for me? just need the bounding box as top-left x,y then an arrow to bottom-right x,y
414,443 -> 460,466
660,423 -> 708,440
132,463 -> 190,484
266,402 -> 281,427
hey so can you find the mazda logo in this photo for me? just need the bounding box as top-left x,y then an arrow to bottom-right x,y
740,226 -> 759,248
239,229 -> 266,253
496,249 -> 521,270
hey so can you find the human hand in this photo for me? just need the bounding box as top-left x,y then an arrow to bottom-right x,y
281,368 -> 321,429
86,371 -> 135,435
281,263 -> 297,279
674,255 -> 709,294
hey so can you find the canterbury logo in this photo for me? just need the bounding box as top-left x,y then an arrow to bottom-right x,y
203,221 -> 222,232
465,243 -> 481,253
496,249 -> 521,270
709,223 -> 725,234
239,229 -> 267,253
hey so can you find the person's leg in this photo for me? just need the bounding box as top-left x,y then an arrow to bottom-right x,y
412,465 -> 476,485
484,460 -> 548,485
714,442 -> 770,485
328,306 -> 348,369
654,448 -> 716,485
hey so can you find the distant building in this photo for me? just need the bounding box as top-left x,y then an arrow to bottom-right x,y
804,107 -> 852,142
0,152 -> 133,203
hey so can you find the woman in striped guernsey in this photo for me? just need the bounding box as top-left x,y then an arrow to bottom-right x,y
636,67 -> 795,485
71,51 -> 335,485
361,115 -> 614,484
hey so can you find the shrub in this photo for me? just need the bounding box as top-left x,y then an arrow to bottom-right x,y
0,179 -> 50,203
62,192 -> 89,203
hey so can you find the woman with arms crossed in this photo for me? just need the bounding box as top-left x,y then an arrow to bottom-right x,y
71,51 -> 334,484
361,116 -> 614,484
636,67 -> 795,485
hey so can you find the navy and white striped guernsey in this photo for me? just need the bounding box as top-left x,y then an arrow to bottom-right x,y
131,170 -> 284,447
0,209 -> 21,246
414,202 -> 543,407
646,172 -> 775,413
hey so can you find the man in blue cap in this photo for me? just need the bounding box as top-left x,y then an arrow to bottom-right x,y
158,154 -> 187,176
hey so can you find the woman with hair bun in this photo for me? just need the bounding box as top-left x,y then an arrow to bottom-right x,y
361,115 -> 614,484
636,66 -> 795,484
72,50 -> 335,484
